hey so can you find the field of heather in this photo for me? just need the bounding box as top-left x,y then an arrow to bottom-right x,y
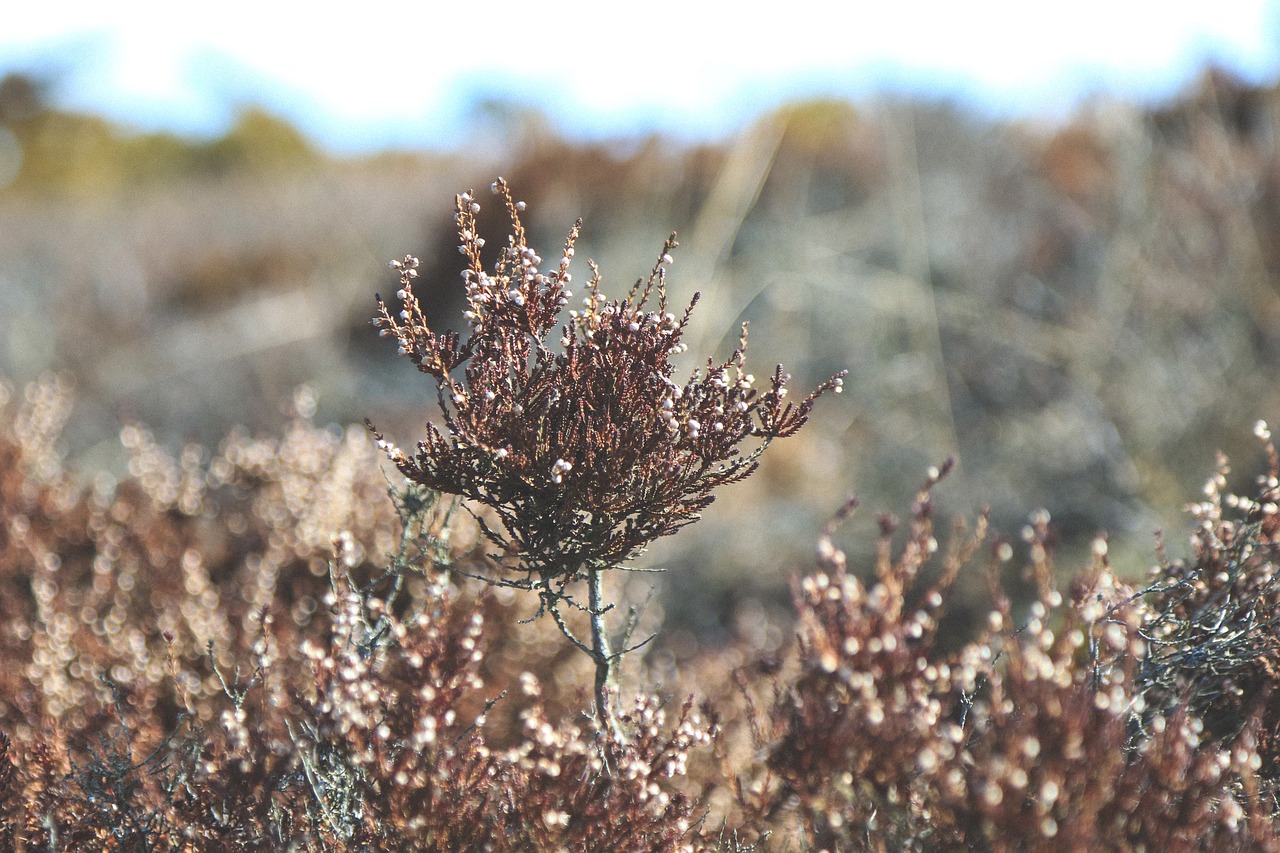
2,69 -> 1280,848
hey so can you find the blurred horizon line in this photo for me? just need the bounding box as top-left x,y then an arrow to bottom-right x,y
3,47 -> 1280,156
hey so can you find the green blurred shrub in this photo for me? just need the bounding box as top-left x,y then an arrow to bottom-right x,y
0,72 -> 321,194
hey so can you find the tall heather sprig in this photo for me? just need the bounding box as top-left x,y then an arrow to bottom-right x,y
369,179 -> 845,740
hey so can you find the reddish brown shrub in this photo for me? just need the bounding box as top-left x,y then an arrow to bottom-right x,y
369,179 -> 843,739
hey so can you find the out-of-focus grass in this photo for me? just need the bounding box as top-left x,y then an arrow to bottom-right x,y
4,69 -> 1280,644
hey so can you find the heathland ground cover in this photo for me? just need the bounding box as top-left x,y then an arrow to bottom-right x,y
3,68 -> 1280,849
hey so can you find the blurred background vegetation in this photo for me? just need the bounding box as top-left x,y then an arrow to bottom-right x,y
3,67 -> 1280,643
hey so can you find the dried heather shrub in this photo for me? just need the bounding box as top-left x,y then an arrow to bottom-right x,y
933,532 -> 1272,852
0,376 -> 733,850
6,199 -> 1280,849
0,377 -> 417,847
740,462 -> 1280,851
753,461 -> 987,848
1133,422 -> 1280,786
370,179 -> 844,584
369,179 -> 844,738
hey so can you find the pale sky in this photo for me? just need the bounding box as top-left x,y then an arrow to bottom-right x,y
2,1 -> 1278,151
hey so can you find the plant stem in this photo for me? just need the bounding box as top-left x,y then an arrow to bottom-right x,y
587,566 -> 623,744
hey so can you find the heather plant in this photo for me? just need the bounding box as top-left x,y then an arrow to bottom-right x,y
368,179 -> 845,740
739,462 -> 1280,851
6,138 -> 1280,847
1129,420 -> 1280,785
0,377 -> 725,849
4,375 -> 1280,847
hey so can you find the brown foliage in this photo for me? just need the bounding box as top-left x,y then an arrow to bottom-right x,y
369,181 -> 842,741
371,180 -> 843,584
1,181 -> 1280,850
732,456 -> 1280,851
